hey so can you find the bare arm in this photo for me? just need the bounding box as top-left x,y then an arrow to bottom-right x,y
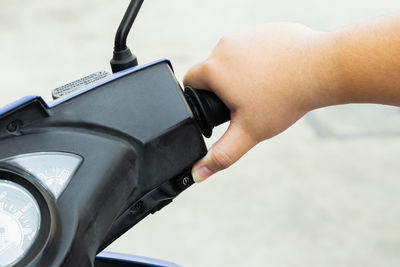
183,15 -> 400,182
329,14 -> 400,107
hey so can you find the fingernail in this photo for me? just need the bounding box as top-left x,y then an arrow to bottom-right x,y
192,166 -> 214,183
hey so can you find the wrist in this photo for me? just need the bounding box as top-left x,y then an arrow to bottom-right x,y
305,30 -> 345,111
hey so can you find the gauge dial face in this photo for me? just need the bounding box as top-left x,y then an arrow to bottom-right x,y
0,180 -> 41,267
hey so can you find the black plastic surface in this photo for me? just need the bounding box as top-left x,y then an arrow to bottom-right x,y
0,61 -> 207,267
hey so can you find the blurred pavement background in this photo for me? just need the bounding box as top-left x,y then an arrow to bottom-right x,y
1,1 -> 400,266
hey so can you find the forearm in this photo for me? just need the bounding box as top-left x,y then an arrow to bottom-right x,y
321,14 -> 400,107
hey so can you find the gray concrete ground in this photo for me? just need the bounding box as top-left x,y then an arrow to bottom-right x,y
1,0 -> 400,266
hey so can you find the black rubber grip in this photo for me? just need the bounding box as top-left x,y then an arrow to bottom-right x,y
184,86 -> 231,138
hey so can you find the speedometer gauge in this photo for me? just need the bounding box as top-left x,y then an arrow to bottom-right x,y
0,180 -> 41,267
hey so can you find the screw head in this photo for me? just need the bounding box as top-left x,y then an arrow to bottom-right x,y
7,121 -> 18,132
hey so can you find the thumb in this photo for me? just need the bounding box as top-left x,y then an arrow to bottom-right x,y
192,122 -> 255,182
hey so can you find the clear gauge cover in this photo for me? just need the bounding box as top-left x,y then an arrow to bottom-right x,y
3,152 -> 82,199
0,180 -> 41,267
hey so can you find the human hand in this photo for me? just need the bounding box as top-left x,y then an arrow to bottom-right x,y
184,23 -> 338,182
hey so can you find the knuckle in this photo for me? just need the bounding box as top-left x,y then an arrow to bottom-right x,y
210,147 -> 234,170
198,60 -> 218,85
200,60 -> 215,75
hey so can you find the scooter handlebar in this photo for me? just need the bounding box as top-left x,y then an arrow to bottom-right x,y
184,86 -> 231,138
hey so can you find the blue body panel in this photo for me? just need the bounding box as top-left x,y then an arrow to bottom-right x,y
96,251 -> 181,267
0,59 -> 173,117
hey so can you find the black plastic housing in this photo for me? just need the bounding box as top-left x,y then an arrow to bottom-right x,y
0,61 -> 207,267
